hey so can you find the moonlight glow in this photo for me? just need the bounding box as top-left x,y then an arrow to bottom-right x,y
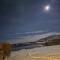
44,5 -> 50,11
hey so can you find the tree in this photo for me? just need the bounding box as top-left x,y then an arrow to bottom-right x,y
2,42 -> 12,60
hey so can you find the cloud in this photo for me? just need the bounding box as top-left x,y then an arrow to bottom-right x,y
15,31 -> 45,35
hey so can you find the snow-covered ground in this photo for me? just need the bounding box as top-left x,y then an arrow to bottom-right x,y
4,32 -> 60,60
8,45 -> 60,60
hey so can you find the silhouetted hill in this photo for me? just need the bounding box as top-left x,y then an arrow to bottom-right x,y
12,35 -> 60,51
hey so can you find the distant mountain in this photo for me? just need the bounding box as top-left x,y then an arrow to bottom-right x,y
7,32 -> 60,44
12,34 -> 60,51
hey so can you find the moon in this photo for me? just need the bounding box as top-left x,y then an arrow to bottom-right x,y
44,5 -> 50,11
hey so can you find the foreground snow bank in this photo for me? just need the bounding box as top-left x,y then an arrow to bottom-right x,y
8,45 -> 60,60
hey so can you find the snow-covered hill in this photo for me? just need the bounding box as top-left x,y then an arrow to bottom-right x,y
7,32 -> 60,44
9,32 -> 60,51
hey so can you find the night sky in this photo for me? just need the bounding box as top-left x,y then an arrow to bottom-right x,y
0,0 -> 60,41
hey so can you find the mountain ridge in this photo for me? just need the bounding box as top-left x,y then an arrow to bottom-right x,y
11,33 -> 60,51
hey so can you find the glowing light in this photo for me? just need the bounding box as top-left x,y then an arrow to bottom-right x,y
44,5 -> 50,11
